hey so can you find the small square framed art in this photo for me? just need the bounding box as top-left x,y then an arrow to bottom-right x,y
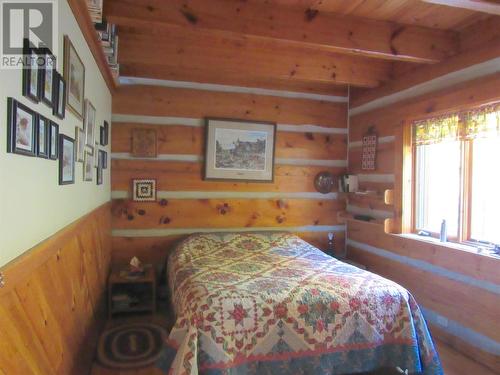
132,179 -> 156,202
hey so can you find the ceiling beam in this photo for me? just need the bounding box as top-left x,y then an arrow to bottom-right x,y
350,20 -> 500,109
422,0 -> 500,16
119,63 -> 349,97
117,25 -> 392,89
105,0 -> 459,64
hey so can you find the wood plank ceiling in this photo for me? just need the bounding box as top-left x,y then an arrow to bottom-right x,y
104,0 -> 500,95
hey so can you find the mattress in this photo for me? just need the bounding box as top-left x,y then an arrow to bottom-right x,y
159,232 -> 442,375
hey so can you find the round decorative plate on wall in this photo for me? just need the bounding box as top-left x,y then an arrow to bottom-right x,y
314,171 -> 335,194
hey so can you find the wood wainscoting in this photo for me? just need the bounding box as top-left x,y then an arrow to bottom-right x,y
0,203 -> 112,375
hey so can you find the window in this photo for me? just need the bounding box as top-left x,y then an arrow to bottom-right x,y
470,137 -> 500,244
411,104 -> 500,246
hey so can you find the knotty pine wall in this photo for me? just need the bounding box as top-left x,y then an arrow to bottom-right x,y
111,84 -> 348,267
0,203 -> 111,375
347,73 -> 500,372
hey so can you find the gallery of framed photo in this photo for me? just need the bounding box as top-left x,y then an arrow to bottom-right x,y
37,115 -> 50,158
49,121 -> 59,160
53,72 -> 66,119
39,47 -> 56,108
204,118 -> 276,182
63,35 -> 85,119
59,134 -> 75,185
84,100 -> 96,146
22,39 -> 41,103
7,98 -> 37,156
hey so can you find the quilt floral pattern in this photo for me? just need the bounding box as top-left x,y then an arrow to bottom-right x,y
159,232 -> 443,375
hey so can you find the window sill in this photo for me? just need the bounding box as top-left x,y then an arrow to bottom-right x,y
394,233 -> 500,259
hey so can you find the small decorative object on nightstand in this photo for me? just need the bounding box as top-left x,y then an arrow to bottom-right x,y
327,232 -> 335,256
108,264 -> 156,319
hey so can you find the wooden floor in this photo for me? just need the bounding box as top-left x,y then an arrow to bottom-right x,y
90,313 -> 497,375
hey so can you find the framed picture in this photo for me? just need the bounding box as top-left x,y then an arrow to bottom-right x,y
94,141 -> 99,167
7,98 -> 37,156
204,118 -> 276,182
96,165 -> 103,185
63,35 -> 85,119
100,120 -> 109,146
361,132 -> 378,171
59,134 -> 75,185
132,128 -> 157,157
37,115 -> 50,158
39,47 -> 56,108
75,127 -> 85,162
53,72 -> 66,119
132,179 -> 156,202
49,121 -> 59,160
22,39 -> 41,103
98,149 -> 107,169
83,149 -> 94,181
84,100 -> 96,146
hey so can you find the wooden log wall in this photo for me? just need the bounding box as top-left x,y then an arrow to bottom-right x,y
111,84 -> 348,267
0,203 -> 111,375
347,73 -> 500,373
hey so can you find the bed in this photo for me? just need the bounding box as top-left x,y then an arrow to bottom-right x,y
159,232 -> 442,375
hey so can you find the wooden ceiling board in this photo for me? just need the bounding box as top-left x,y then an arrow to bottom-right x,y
263,0 -> 490,30
117,25 -> 392,89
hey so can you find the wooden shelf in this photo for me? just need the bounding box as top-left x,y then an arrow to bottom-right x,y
339,189 -> 394,205
337,211 -> 393,233
111,304 -> 154,314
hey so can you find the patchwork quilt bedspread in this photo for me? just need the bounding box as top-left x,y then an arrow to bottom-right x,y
160,232 -> 442,375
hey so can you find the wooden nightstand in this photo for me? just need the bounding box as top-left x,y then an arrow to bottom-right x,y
108,266 -> 156,319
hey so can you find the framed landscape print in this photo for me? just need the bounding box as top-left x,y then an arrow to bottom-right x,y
59,134 -> 75,185
63,35 -> 85,119
49,121 -> 59,160
204,118 -> 276,181
84,100 -> 96,146
53,72 -> 66,119
39,47 -> 56,107
22,39 -> 41,103
7,98 -> 37,156
37,115 -> 49,158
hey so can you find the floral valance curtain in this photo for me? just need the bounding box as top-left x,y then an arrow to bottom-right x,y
413,103 -> 500,145
462,104 -> 500,139
414,115 -> 460,145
